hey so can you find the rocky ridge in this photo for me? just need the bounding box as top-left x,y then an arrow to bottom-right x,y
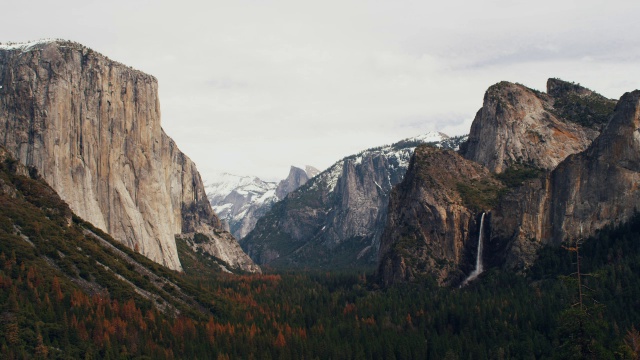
242,132 -> 467,269
0,40 -> 258,272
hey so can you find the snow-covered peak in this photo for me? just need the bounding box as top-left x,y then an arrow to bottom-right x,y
207,172 -> 259,189
206,173 -> 275,201
205,166 -> 319,239
308,131 -> 467,193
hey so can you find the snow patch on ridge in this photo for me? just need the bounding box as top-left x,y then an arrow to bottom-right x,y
309,131 -> 451,194
0,39 -> 58,52
410,131 -> 450,143
325,163 -> 344,192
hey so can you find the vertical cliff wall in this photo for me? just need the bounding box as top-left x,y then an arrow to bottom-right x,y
0,40 -> 258,272
492,90 -> 640,268
460,79 -> 619,270
377,146 -> 503,286
462,81 -> 603,173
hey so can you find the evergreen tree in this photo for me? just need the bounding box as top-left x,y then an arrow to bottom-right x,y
555,237 -> 612,359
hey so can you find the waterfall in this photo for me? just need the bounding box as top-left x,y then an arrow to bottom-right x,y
462,212 -> 485,286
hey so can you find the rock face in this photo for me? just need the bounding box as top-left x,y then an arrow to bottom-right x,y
472,79 -> 619,269
0,40 -> 258,272
276,165 -> 319,200
377,146 -> 503,286
206,165 -> 318,240
492,90 -> 640,268
242,132 -> 467,269
462,80 -> 610,173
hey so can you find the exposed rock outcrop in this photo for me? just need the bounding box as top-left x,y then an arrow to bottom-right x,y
462,80 -> 608,173
492,90 -> 640,268
275,166 -> 319,199
377,146 -> 503,286
0,40 -> 258,272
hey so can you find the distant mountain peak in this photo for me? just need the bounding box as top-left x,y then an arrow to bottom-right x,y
206,164 -> 320,239
276,165 -> 318,199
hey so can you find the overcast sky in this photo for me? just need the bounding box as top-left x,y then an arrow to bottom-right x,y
4,0 -> 640,181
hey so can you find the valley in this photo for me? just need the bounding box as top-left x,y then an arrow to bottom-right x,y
1,39 -> 639,359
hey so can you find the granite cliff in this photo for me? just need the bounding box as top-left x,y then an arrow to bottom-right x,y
462,79 -> 613,173
378,146 -> 502,286
0,40 -> 258,272
492,89 -> 640,268
242,132 -> 466,269
276,165 -> 319,200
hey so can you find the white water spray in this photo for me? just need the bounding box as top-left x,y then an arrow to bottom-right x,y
462,212 -> 485,286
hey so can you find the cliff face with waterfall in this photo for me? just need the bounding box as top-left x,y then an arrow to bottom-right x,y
0,40 -> 259,273
377,146 -> 502,286
378,78 -> 624,286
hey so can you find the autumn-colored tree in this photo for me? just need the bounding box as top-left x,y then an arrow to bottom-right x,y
274,331 -> 286,348
51,276 -> 63,301
624,326 -> 640,360
5,321 -> 19,346
34,333 -> 48,359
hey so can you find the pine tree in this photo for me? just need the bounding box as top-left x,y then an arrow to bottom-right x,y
554,237 -> 611,359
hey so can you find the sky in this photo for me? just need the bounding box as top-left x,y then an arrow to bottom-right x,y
3,0 -> 640,181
